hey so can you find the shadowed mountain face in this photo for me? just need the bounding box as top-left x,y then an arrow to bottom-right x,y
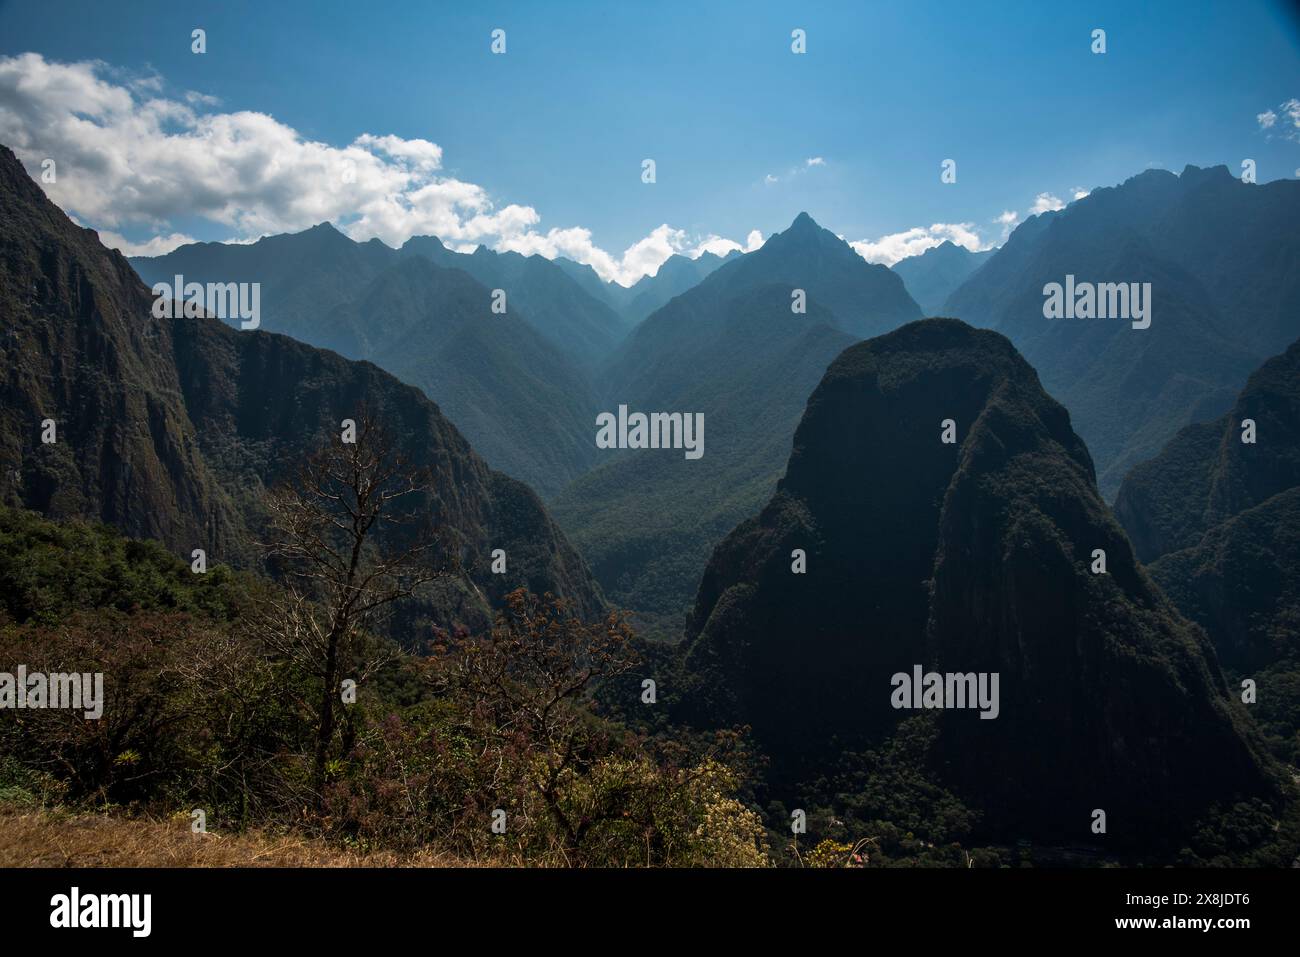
552,250 -> 740,328
891,241 -> 992,316
552,213 -> 919,634
676,318 -> 1278,844
552,257 -> 638,321
944,166 -> 1300,499
131,223 -> 627,498
396,236 -> 627,368
623,251 -> 740,323
697,212 -> 921,339
312,255 -> 601,498
0,144 -> 604,626
1116,339 -> 1300,674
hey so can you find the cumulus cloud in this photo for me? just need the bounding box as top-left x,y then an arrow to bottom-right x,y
1258,110 -> 1277,129
848,222 -> 990,267
805,157 -> 825,167
0,52 -> 752,286
1029,192 -> 1066,214
686,228 -> 766,260
1072,187 -> 1090,200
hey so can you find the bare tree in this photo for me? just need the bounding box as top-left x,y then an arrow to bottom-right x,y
256,408 -> 448,804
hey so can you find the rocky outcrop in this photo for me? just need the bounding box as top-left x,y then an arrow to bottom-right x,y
678,318 -> 1280,844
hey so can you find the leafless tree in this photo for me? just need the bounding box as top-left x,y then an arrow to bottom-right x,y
256,408 -> 449,804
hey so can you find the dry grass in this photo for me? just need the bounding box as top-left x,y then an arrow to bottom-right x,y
0,807 -> 479,868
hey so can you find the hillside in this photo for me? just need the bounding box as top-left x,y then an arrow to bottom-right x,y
0,143 -> 603,626
1115,341 -> 1300,765
675,318 -> 1282,846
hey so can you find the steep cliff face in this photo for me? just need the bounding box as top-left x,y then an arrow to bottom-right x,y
0,145 -> 604,626
679,318 -> 1279,843
1117,340 -> 1300,562
0,143 -> 230,554
1116,340 -> 1300,674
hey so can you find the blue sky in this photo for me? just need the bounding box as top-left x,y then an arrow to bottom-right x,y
1,0 -> 1297,281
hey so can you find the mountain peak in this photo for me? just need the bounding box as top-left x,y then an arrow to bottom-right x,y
788,211 -> 819,231
401,234 -> 448,251
767,211 -> 837,251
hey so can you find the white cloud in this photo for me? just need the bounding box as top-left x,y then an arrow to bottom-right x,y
849,222 -> 990,267
687,228 -> 766,260
1282,98 -> 1300,140
0,52 -> 753,286
1256,99 -> 1300,142
763,157 -> 828,185
1030,192 -> 1065,214
95,229 -> 197,256
994,210 -> 1019,241
1071,187 -> 1090,200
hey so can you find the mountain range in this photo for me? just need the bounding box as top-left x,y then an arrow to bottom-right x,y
6,133 -> 1298,857
124,165 -> 1299,649
0,144 -> 603,628
132,224 -> 622,497
553,212 -> 921,634
554,249 -> 740,327
944,165 -> 1300,498
891,240 -> 992,316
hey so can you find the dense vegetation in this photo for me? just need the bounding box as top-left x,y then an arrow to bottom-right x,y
672,318 -> 1297,856
1116,338 -> 1300,767
3,497 -> 1294,867
0,503 -> 773,866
